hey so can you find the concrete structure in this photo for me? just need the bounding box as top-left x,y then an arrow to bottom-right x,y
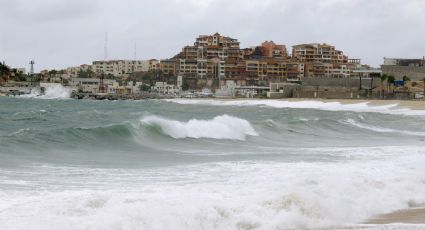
382,58 -> 425,81
0,81 -> 39,95
267,83 -> 299,98
70,78 -> 117,94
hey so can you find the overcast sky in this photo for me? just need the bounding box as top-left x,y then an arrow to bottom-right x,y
1,0 -> 424,71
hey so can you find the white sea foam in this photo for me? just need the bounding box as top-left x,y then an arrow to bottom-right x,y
43,85 -> 71,99
19,85 -> 71,99
0,148 -> 424,230
165,99 -> 425,116
344,119 -> 425,136
140,115 -> 258,140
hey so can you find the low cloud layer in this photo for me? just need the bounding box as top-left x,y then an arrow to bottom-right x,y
1,0 -> 424,71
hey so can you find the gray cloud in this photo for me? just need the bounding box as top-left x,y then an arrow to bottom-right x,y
1,0 -> 424,71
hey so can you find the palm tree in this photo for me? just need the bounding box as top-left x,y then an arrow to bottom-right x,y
402,75 -> 411,93
387,75 -> 396,93
402,75 -> 411,82
380,74 -> 388,99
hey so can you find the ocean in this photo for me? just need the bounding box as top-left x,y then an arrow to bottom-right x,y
0,95 -> 425,229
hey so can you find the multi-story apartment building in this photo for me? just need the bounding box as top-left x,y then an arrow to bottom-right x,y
292,43 -> 348,65
159,33 -> 242,88
159,59 -> 176,76
261,41 -> 288,59
292,43 -> 351,78
92,60 -> 149,76
158,34 -> 354,89
66,64 -> 93,78
148,59 -> 160,72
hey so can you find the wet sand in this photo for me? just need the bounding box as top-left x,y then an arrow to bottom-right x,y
215,98 -> 425,110
366,207 -> 425,224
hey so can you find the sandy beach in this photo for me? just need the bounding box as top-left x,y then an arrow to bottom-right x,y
366,207 -> 425,224
317,99 -> 425,110
211,97 -> 425,109
267,98 -> 425,110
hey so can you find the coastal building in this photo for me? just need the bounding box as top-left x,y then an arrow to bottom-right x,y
148,59 -> 160,72
292,43 -> 348,65
152,34 -> 356,89
259,41 -> 288,59
66,64 -> 93,78
157,33 -> 241,89
152,82 -> 179,94
69,78 -> 117,94
159,59 -> 177,76
381,57 -> 425,81
159,33 -> 307,89
92,60 -> 149,76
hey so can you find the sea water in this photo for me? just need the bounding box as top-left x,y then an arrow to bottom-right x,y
0,95 -> 424,229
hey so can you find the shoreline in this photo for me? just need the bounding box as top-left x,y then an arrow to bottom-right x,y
2,94 -> 424,110
172,97 -> 425,110
365,207 -> 425,225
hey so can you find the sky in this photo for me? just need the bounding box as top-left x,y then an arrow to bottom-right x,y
1,0 -> 424,71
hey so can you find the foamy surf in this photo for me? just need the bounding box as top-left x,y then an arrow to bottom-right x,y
165,99 -> 425,116
19,85 -> 71,99
1,151 -> 424,230
140,115 -> 258,140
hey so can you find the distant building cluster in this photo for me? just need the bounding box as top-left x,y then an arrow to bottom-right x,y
45,33 -> 372,90
3,33 -> 424,99
155,33 -> 368,89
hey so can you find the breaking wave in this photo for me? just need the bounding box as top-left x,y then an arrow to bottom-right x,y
43,85 -> 72,99
19,85 -> 71,99
165,99 -> 425,116
140,115 -> 258,140
344,119 -> 425,136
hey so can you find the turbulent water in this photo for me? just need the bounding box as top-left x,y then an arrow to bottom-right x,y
0,96 -> 425,230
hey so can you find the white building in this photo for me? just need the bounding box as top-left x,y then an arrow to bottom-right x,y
66,64 -> 93,78
92,60 -> 149,76
69,78 -> 117,93
152,82 -> 179,94
331,65 -> 351,78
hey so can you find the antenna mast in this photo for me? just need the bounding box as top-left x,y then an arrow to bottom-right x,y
104,32 -> 108,61
134,41 -> 137,60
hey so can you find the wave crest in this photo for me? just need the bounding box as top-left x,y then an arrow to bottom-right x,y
140,115 -> 258,140
344,119 -> 425,136
165,99 -> 425,116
